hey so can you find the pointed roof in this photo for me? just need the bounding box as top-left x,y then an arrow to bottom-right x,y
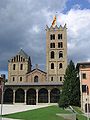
18,49 -> 29,59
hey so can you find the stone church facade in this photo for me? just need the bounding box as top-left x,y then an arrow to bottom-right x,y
3,18 -> 67,105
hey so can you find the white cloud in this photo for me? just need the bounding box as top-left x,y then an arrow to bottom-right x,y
0,0 -> 90,71
57,8 -> 90,63
32,25 -> 40,33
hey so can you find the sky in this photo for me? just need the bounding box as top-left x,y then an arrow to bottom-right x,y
0,0 -> 90,78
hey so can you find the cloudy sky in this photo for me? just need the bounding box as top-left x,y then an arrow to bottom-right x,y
0,0 -> 90,77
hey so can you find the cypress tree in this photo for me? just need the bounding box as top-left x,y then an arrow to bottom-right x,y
59,60 -> 80,108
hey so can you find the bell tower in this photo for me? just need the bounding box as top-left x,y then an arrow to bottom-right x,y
46,16 -> 67,82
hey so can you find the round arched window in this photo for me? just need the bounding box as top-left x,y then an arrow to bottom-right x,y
51,51 -> 54,59
59,51 -> 63,58
51,63 -> 54,69
59,63 -> 63,69
34,76 -> 38,82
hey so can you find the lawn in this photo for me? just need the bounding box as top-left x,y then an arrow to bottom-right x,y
3,105 -> 71,120
72,106 -> 89,120
3,105 -> 90,120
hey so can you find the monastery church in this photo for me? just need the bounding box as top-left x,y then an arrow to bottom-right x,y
3,17 -> 67,105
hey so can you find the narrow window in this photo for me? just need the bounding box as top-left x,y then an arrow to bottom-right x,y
21,57 -> 23,62
82,85 -> 86,92
59,51 -> 63,58
11,59 -> 13,62
50,43 -> 55,48
59,63 -> 63,69
20,77 -> 22,81
60,77 -> 62,81
16,55 -> 18,62
53,34 -> 55,39
51,63 -> 54,69
51,51 -> 54,59
50,34 -> 55,40
53,43 -> 55,48
20,64 -> 23,70
50,35 -> 52,40
58,34 -> 62,39
58,42 -> 63,48
51,77 -> 53,81
50,43 -> 52,48
34,76 -> 38,82
23,58 -> 25,62
13,77 -> 15,81
82,73 -> 86,79
13,64 -> 16,70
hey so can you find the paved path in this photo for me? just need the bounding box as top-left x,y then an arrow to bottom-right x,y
0,104 -> 55,120
0,104 -> 54,115
0,118 -> 20,120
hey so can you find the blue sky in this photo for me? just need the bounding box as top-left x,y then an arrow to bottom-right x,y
65,0 -> 90,12
0,0 -> 90,78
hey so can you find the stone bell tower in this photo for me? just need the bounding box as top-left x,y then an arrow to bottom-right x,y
46,16 -> 67,82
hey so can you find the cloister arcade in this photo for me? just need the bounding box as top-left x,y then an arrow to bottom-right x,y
3,87 -> 61,105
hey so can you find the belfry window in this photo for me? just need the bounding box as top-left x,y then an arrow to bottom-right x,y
51,51 -> 54,59
50,34 -> 55,40
51,63 -> 54,69
50,43 -> 55,48
34,76 -> 38,82
59,51 -> 63,58
58,34 -> 62,39
58,42 -> 63,48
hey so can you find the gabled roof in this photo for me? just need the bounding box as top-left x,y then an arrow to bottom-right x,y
18,49 -> 29,59
27,68 -> 46,75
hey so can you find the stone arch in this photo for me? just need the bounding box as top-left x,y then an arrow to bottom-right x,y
3,88 -> 13,104
15,88 -> 25,103
38,88 -> 48,103
50,88 -> 60,103
85,103 -> 90,113
26,88 -> 36,105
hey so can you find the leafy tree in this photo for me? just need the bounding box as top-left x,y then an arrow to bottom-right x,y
59,60 -> 80,108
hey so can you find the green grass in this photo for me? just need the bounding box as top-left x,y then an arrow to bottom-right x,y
3,105 -> 71,120
72,106 -> 83,114
3,105 -> 90,120
72,106 -> 90,120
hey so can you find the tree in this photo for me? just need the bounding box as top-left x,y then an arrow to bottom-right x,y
59,60 -> 80,108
